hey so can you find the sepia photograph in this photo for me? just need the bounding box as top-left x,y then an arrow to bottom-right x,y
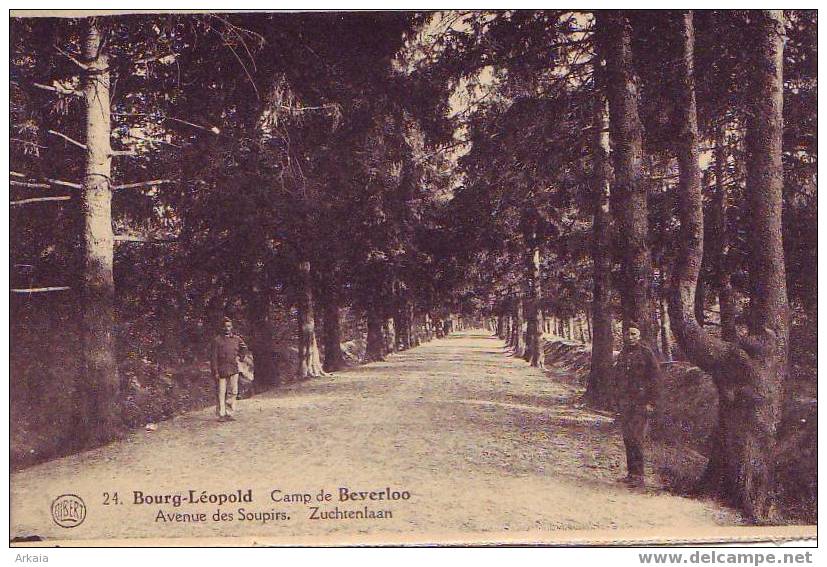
8,7 -> 817,547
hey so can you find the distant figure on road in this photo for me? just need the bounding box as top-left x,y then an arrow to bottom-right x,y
210,317 -> 248,422
443,319 -> 452,336
614,322 -> 662,489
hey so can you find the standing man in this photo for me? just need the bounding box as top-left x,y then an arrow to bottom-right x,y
210,317 -> 248,422
434,316 -> 444,339
614,322 -> 662,489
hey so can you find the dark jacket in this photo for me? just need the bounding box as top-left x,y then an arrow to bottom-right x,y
210,333 -> 248,378
614,342 -> 662,415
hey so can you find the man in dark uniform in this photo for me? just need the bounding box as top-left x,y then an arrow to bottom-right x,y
210,317 -> 248,422
614,322 -> 662,489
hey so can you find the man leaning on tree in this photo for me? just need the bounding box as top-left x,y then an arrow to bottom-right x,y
210,317 -> 248,422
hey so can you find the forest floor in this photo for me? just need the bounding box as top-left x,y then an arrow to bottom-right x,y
11,331 -> 743,545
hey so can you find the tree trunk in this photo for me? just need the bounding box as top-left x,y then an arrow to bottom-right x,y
409,305 -> 420,347
506,307 -> 515,347
394,301 -> 412,351
392,311 -> 404,350
365,306 -> 385,362
712,122 -> 738,342
740,10 -> 790,517
585,313 -> 593,342
667,10 -> 789,523
80,18 -> 120,445
658,297 -> 672,362
695,277 -> 706,327
383,317 -> 396,353
599,10 -> 658,344
321,290 -> 346,372
510,296 -> 525,357
297,261 -> 325,379
245,290 -> 279,389
523,245 -> 545,368
161,283 -> 184,364
523,310 -> 534,361
520,208 -> 545,367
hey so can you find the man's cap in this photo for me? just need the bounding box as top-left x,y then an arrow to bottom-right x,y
628,321 -> 641,331
223,316 -> 232,324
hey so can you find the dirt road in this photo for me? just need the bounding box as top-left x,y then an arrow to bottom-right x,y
11,331 -> 740,544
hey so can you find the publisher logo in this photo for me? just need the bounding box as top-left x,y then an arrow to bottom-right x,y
51,494 -> 86,528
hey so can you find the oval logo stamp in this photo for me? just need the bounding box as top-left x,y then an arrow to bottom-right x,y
51,494 -> 86,528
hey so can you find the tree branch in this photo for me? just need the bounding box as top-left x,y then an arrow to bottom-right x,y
113,179 -> 176,190
11,180 -> 51,189
48,129 -> 87,150
32,81 -> 81,97
278,103 -> 339,113
134,52 -> 176,65
11,196 -> 72,206
112,112 -> 221,135
11,286 -> 71,293
54,44 -> 90,70
45,178 -> 82,189
204,18 -> 260,100
114,235 -> 177,243
121,131 -> 183,148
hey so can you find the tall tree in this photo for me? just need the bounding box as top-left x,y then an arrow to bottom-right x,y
710,121 -> 737,342
80,17 -> 120,443
520,207 -> 546,368
297,260 -> 326,379
598,10 -> 658,344
585,88 -> 614,406
320,276 -> 347,372
509,295 -> 526,357
668,10 -> 789,522
364,297 -> 388,362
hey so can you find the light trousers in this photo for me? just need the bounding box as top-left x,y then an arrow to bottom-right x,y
216,374 -> 239,417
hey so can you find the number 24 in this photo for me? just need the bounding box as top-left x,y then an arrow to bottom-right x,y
102,492 -> 120,505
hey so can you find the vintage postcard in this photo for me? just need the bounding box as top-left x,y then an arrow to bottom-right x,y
8,8 -> 817,547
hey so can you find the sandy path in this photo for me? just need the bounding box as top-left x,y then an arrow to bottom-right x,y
10,331 -> 740,544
